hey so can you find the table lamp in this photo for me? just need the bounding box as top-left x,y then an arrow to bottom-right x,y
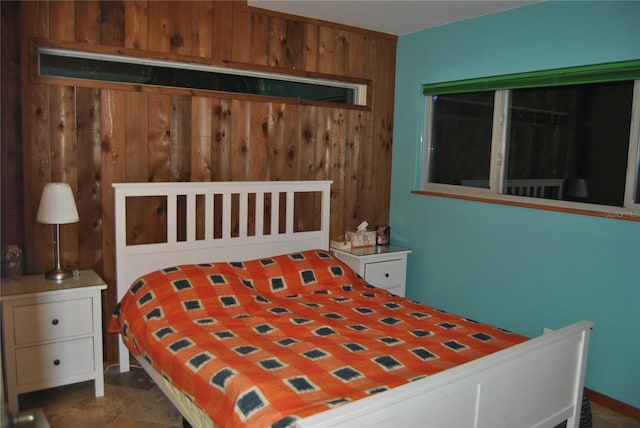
36,183 -> 79,280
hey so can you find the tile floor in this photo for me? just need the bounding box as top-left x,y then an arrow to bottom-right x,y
17,365 -> 182,428
13,365 -> 640,428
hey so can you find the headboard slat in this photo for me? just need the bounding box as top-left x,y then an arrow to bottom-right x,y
255,192 -> 264,237
271,192 -> 280,234
186,193 -> 196,242
205,193 -> 214,240
167,194 -> 177,244
222,192 -> 232,239
239,192 -> 248,238
286,190 -> 294,234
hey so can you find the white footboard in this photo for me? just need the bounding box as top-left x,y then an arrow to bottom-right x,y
298,320 -> 593,428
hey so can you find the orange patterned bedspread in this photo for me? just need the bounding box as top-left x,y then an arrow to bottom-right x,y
109,250 -> 526,428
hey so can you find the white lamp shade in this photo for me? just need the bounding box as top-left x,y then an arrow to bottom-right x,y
37,183 -> 79,224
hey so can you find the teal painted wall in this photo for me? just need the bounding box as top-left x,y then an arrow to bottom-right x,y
391,1 -> 640,408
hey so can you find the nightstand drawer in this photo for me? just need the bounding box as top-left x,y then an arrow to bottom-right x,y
364,259 -> 404,289
15,337 -> 95,386
331,246 -> 411,297
13,298 -> 94,345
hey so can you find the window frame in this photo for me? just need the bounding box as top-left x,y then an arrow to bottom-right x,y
30,39 -> 370,109
420,64 -> 640,221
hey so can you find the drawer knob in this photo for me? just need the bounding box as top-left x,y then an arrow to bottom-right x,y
385,273 -> 390,278
52,318 -> 59,325
53,359 -> 61,366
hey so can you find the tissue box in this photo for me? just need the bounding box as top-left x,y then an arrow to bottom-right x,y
346,231 -> 376,248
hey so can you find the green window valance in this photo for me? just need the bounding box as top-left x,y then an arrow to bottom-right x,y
422,59 -> 640,95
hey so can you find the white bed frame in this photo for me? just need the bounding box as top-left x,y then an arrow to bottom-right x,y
114,180 -> 593,428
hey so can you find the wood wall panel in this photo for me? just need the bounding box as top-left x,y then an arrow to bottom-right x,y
99,0 -> 125,47
328,109 -> 347,237
123,91 -> 149,247
99,88 -> 126,356
269,103 -> 298,181
4,0 -> 397,361
22,81 -> 52,275
211,99 -> 232,181
249,102 -> 269,180
344,109 -> 363,224
124,91 -> 148,182
1,1 -> 24,276
323,27 -> 346,75
211,1 -> 233,62
192,2 -> 214,58
20,1 -> 48,40
169,95 -> 192,182
19,1 -> 48,275
346,31 -> 365,77
192,96 -> 213,181
230,99 -> 251,181
148,94 -> 171,182
251,13 -> 270,66
49,1 -> 76,41
268,17 -> 285,68
75,1 -> 101,44
50,85 -> 80,270
377,37 -> 397,216
76,88 -> 103,269
303,23 -> 319,72
285,20 -> 305,71
231,2 -> 252,64
124,0 -> 149,50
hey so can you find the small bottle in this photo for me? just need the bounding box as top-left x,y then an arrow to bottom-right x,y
376,226 -> 390,245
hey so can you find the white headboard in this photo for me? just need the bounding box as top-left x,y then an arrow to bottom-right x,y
114,180 -> 331,368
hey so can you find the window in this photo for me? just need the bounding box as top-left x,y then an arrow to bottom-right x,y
422,60 -> 640,217
429,92 -> 494,187
38,47 -> 367,106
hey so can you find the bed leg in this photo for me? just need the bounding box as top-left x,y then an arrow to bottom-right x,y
565,389 -> 592,428
118,336 -> 131,372
579,391 -> 592,428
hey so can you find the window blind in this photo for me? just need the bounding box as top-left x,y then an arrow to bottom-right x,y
422,59 -> 640,95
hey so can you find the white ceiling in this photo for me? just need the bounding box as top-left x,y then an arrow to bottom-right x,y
248,0 -> 539,36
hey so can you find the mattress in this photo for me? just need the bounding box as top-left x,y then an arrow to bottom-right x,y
109,249 -> 526,428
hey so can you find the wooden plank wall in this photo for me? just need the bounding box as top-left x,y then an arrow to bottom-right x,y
2,0 -> 397,361
0,1 -> 24,277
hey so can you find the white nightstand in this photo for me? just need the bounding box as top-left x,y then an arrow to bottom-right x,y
331,245 -> 411,296
1,270 -> 107,414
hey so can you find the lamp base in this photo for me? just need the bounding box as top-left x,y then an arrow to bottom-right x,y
45,267 -> 73,281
